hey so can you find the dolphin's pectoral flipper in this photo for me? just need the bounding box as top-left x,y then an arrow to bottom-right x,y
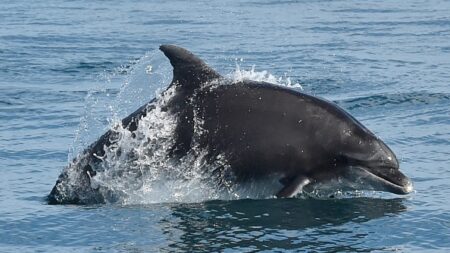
276,175 -> 310,198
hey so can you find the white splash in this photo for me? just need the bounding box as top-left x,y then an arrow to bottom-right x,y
230,64 -> 302,89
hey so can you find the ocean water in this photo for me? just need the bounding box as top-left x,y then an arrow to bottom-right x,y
1,0 -> 450,252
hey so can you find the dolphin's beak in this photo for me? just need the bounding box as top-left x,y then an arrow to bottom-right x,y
351,166 -> 413,195
342,139 -> 413,195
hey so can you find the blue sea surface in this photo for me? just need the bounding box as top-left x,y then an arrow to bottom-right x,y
1,0 -> 450,252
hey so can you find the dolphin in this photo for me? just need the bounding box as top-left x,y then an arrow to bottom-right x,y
48,45 -> 413,204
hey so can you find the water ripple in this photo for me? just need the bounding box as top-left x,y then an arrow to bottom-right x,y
336,91 -> 450,110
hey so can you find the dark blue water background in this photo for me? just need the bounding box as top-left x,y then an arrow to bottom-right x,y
1,1 -> 449,252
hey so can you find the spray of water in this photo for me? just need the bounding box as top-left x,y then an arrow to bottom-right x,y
230,64 -> 302,89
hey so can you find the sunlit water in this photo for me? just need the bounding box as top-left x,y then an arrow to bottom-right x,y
1,0 -> 449,252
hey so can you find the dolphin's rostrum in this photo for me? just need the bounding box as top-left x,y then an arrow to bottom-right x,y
48,45 -> 413,204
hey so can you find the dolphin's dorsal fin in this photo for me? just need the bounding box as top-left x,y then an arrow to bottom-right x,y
160,45 -> 221,89
159,45 -> 221,157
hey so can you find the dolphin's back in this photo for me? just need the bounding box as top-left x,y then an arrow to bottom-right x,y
194,81 -> 374,178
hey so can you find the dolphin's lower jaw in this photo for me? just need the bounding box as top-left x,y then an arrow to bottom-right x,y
341,166 -> 413,195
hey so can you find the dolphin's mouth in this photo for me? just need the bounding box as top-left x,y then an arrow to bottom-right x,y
350,166 -> 413,195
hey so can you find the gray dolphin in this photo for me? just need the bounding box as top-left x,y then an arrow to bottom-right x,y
48,45 -> 413,204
